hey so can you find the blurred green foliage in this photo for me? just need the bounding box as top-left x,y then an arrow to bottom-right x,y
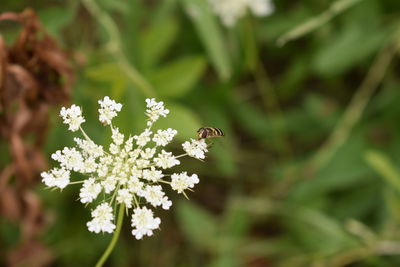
2,0 -> 400,266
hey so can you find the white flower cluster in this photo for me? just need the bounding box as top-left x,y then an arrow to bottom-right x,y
145,98 -> 169,126
98,96 -> 122,125
60,104 -> 85,132
41,97 -> 209,240
183,139 -> 208,160
208,0 -> 274,27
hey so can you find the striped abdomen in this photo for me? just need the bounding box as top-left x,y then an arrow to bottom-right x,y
197,127 -> 224,139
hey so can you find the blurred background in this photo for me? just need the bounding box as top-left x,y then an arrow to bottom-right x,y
2,0 -> 400,266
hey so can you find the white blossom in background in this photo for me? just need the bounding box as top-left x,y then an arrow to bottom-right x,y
42,97 -> 210,240
208,0 -> 274,27
248,0 -> 274,16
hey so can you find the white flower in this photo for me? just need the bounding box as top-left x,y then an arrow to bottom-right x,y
101,176 -> 117,194
82,157 -> 97,173
127,176 -> 144,194
124,137 -> 134,152
161,197 -> 172,210
136,159 -> 150,169
140,148 -> 156,159
130,167 -> 142,179
182,139 -> 208,159
109,143 -> 120,154
43,96 -> 209,239
87,203 -> 116,233
74,138 -> 103,158
145,98 -> 169,126
98,96 -> 122,125
51,147 -> 84,172
152,128 -> 177,147
131,207 -> 161,239
97,155 -> 112,177
60,104 -> 85,132
209,0 -> 274,27
41,168 -> 70,189
170,172 -> 199,193
133,129 -> 152,147
117,174 -> 129,186
117,189 -> 133,208
154,150 -> 180,169
128,149 -> 141,162
79,178 -> 102,203
142,167 -> 163,182
111,127 -> 124,145
140,185 -> 167,208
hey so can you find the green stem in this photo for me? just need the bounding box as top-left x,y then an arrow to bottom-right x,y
68,181 -> 85,185
277,0 -> 364,46
79,126 -> 92,142
244,17 -> 293,160
95,204 -> 125,267
175,153 -> 188,159
306,33 -> 400,174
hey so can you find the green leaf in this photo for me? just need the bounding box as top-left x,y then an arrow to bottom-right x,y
213,200 -> 250,267
149,55 -> 206,97
223,199 -> 250,239
365,150 -> 400,192
154,103 -> 202,140
176,201 -> 218,250
240,18 -> 258,72
312,25 -> 390,76
140,18 -> 179,68
180,0 -> 231,80
286,206 -> 356,254
291,132 -> 370,199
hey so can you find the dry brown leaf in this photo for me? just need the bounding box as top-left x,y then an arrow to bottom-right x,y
0,8 -> 76,266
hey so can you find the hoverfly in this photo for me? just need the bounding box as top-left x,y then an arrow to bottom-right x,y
197,127 -> 224,140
